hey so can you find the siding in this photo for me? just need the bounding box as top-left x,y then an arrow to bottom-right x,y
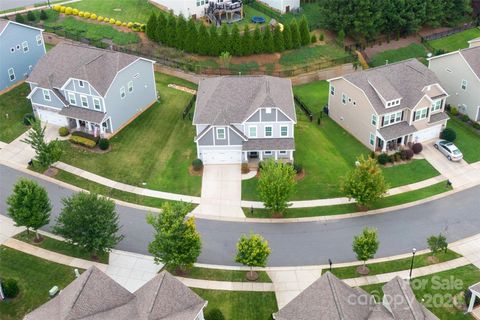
198,129 -> 214,146
30,87 -> 65,109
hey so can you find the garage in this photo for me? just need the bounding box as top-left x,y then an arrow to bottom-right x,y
35,108 -> 68,126
201,150 -> 243,164
414,124 -> 443,142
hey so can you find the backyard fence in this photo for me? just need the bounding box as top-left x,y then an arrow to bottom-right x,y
294,95 -> 314,121
182,95 -> 196,120
421,22 -> 477,42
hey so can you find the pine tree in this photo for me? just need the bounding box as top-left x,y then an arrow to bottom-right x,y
146,13 -> 157,41
197,23 -> 210,55
273,24 -> 285,52
229,24 -> 241,56
241,25 -> 253,56
282,24 -> 292,50
219,24 -> 230,54
299,16 -> 311,46
185,19 -> 198,53
165,14 -> 177,47
252,26 -> 264,54
290,19 -> 301,49
176,15 -> 188,50
263,26 -> 274,54
208,24 -> 220,56
156,13 -> 167,43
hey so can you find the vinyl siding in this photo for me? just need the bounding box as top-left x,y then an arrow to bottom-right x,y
30,87 -> 65,109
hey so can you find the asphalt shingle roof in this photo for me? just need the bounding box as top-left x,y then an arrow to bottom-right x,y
0,19 -> 9,33
460,46 -> 480,79
470,282 -> 480,294
59,106 -> 106,123
378,122 -> 417,141
243,138 -> 295,151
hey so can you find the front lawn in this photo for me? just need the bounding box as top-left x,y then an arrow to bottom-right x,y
0,84 -> 32,143
369,43 -> 428,67
165,266 -> 272,283
293,80 -> 329,114
0,246 -> 78,320
447,117 -> 480,163
428,27 -> 480,52
192,289 -> 278,320
382,160 -> 439,188
59,73 -> 201,196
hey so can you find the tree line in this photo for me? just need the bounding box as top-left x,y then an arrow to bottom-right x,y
146,13 -> 311,57
317,0 -> 473,42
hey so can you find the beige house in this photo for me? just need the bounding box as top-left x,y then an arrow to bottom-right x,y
327,59 -> 450,152
428,45 -> 480,123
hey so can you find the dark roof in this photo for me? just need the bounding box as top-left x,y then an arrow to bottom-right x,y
59,105 -> 106,124
243,138 -> 295,151
470,282 -> 480,294
27,42 -> 142,96
461,46 -> 480,79
193,76 -> 296,125
342,60 -> 440,114
429,112 -> 449,124
378,122 -> 417,141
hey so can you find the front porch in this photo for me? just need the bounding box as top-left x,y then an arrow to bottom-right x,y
243,150 -> 293,168
59,105 -> 111,137
376,122 -> 417,153
376,134 -> 413,153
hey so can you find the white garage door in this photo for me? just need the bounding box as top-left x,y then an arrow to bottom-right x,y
36,109 -> 67,126
414,125 -> 442,142
201,150 -> 242,164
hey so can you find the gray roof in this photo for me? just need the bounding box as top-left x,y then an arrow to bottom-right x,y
461,46 -> 480,79
378,122 -> 417,141
193,76 -> 296,125
343,60 -> 440,115
59,106 -> 106,124
429,112 -> 449,124
243,138 -> 295,151
27,42 -> 141,96
0,19 -> 9,33
470,282 -> 480,294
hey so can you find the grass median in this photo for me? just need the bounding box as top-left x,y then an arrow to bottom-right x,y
165,266 -> 272,283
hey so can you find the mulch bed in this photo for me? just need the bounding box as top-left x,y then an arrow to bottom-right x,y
189,166 -> 203,176
43,167 -> 59,177
69,141 -> 111,154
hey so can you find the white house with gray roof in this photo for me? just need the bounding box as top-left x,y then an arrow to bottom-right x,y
26,42 -> 157,136
193,76 -> 296,165
428,45 -> 480,123
328,59 -> 450,152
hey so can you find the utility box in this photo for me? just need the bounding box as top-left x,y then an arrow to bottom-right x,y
49,286 -> 59,298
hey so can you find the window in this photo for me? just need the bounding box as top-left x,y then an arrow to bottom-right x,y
371,114 -> 377,126
369,133 -> 375,146
431,100 -> 442,112
216,127 -> 225,140
446,68 -> 452,73
248,126 -> 257,138
10,47 -> 15,53
68,92 -> 76,105
120,87 -> 126,99
461,79 -> 467,90
265,108 -> 272,114
80,95 -> 88,107
280,126 -> 288,137
342,93 -> 347,105
42,89 -> 50,101
133,73 -> 140,79
93,98 -> 101,110
414,108 -> 428,121
22,41 -> 29,53
8,68 -> 15,81
78,80 -> 84,88
264,151 -> 272,155
128,81 -> 133,93
353,101 -> 357,106
16,45 -> 20,50
383,111 -> 403,126
265,126 -> 273,137
36,34 -> 42,46
330,85 -> 335,96
279,151 -> 287,155
348,98 -> 352,103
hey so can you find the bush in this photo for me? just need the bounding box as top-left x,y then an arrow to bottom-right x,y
293,163 -> 303,174
311,34 -> 317,43
78,11 -> 84,17
393,152 -> 402,162
377,153 -> 389,165
60,6 -> 66,13
241,163 -> 250,174
90,13 -> 97,20
53,4 -> 61,11
192,158 -> 203,171
440,127 -> 456,142
109,18 -> 116,24
40,10 -> 48,20
400,149 -> 414,161
27,10 -> 36,21
473,122 -> 480,130
206,308 -> 225,320
23,113 -> 35,126
58,127 -> 69,137
450,107 -> 458,116
97,15 -> 104,21
72,8 -> 79,15
71,131 -> 100,142
69,135 -> 97,148
131,22 -> 142,31
461,114 -> 470,122
84,12 -> 91,19
319,33 -> 325,41
104,17 -> 110,22
122,22 -> 127,26
115,20 -> 122,26
412,143 -> 423,154
127,22 -> 134,28
140,24 -> 146,32
98,138 -> 110,150
15,13 -> 25,23
65,7 -> 73,15
2,278 -> 19,298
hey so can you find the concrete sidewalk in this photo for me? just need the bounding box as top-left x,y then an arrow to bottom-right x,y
176,276 -> 274,292
0,0 -> 80,17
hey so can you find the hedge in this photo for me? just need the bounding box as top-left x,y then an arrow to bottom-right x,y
69,135 -> 97,148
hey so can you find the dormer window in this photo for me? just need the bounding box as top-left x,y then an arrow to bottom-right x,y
78,80 -> 84,88
265,108 -> 272,114
386,99 -> 401,108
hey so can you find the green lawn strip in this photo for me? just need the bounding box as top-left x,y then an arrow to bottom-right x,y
280,44 -> 350,67
281,3 -> 324,28
369,43 -> 428,67
0,83 -> 32,143
0,246 -> 79,320
361,264 -> 480,320
231,5 -> 272,31
447,117 -> 480,163
382,159 -> 440,188
165,266 -> 272,283
45,43 -> 55,51
428,27 -> 480,52
244,181 -> 451,218
14,230 -> 109,264
293,80 -> 329,114
59,73 -> 201,196
322,250 -> 461,279
191,288 -> 278,320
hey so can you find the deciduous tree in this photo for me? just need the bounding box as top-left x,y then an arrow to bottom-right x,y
353,227 -> 379,273
235,233 -> 271,280
22,119 -> 62,170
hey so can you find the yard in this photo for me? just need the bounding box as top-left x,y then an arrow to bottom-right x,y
279,43 -> 351,67
447,117 -> 480,163
427,27 -> 480,52
59,73 -> 202,196
369,43 -> 428,67
0,84 -> 32,143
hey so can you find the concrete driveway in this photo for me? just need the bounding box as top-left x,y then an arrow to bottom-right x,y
191,164 -> 245,218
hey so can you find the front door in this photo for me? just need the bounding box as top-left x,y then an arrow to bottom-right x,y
78,120 -> 86,129
286,5 -> 290,12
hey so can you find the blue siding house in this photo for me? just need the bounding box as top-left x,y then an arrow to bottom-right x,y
0,19 -> 46,93
26,42 -> 157,136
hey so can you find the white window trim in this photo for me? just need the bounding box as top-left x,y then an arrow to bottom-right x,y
93,98 -> 101,111
280,125 -> 289,137
371,114 -> 377,126
36,34 -> 43,46
369,133 -> 375,146
78,80 -> 85,88
265,107 -> 272,114
80,95 -> 88,108
120,87 -> 126,99
330,85 -> 335,96
382,111 -> 403,127
248,126 -> 257,138
10,47 -> 15,53
461,79 -> 468,91
128,81 -> 134,93
341,93 -> 347,105
265,126 -> 273,137
216,127 -> 226,140
414,108 -> 428,121
42,89 -> 51,101
22,41 -> 29,53
279,150 -> 287,155
264,151 -> 273,155
431,100 -> 442,112
8,68 -> 15,81
68,92 -> 76,105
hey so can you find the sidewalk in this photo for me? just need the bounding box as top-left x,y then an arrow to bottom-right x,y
0,0 -> 80,17
176,276 -> 274,292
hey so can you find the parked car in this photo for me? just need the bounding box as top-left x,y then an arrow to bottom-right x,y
434,139 -> 463,161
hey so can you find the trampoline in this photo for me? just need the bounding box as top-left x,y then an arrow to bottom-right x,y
251,16 -> 266,24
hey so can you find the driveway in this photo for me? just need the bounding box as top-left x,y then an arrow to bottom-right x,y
191,164 -> 245,218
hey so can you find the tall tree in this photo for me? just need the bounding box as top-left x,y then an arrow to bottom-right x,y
235,233 -> 271,281
185,18 -> 198,53
299,15 -> 311,46
424,0 -> 446,28
22,120 -> 62,170
165,14 -> 177,47
7,178 -> 51,242
146,13 -> 157,40
147,202 -> 201,273
282,24 -> 292,50
353,227 -> 379,273
290,19 -> 301,49
229,24 -> 241,56
175,15 -> 188,50
241,25 -> 253,56
156,12 -> 167,43
273,24 -> 285,52
252,25 -> 264,54
263,26 -> 274,53
197,23 -> 210,55
208,24 -> 220,56
219,24 -> 230,54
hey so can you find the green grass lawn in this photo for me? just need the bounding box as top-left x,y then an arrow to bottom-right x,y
447,117 -> 480,163
323,250 -> 461,279
44,43 -> 55,51
369,43 -> 428,67
361,264 -> 480,320
166,266 -> 272,283
192,289 -> 278,320
230,5 -> 272,31
0,84 -> 32,143
245,181 -> 451,218
280,44 -> 351,67
0,246 -> 78,320
382,159 -> 439,188
428,27 -> 480,52
59,73 -> 201,196
293,80 -> 329,114
14,230 -> 109,264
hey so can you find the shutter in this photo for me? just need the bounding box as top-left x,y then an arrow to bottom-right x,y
381,116 -> 385,126
413,111 -> 416,121
401,111 -> 404,121
426,108 -> 430,117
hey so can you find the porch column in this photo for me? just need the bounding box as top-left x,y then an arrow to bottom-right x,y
382,139 -> 387,152
259,151 -> 263,161
468,291 -> 478,312
75,119 -> 80,129
243,152 -> 247,162
274,151 -> 278,160
289,151 -> 293,161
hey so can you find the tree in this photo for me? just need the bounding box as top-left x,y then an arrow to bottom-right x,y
27,10 -> 36,21
208,24 -> 220,56
15,13 -> 25,24
175,15 -> 188,50
155,12 -> 167,43
22,119 -> 62,170
252,26 -> 264,54
219,24 -> 230,53
235,233 -> 271,280
427,234 -> 448,256
197,23 -> 210,55
39,10 -> 48,20
273,24 -> 285,52
341,155 -> 388,208
263,26 -> 274,53
241,25 -> 253,56
7,178 -> 51,242
258,160 -> 296,216
352,227 -> 379,273
146,13 -> 157,40
147,202 -> 201,273
229,24 -> 241,56
220,51 -> 232,68
185,18 -> 198,53
54,192 -> 123,259
290,19 -> 301,49
299,16 -> 311,46
165,14 -> 177,47
282,24 -> 292,50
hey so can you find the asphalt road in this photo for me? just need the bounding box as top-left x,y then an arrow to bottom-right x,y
0,0 -> 49,11
1,164 -> 479,267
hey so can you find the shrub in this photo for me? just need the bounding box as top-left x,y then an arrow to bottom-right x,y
127,22 -> 134,28
293,163 -> 303,174
15,13 -> 25,23
192,158 -> 203,171
473,122 -> 480,130
23,113 -> 35,126
53,4 -> 61,11
65,7 -> 73,15
393,152 -> 402,162
72,8 -> 79,15
412,143 -> 423,154
109,18 -> 116,24
131,22 -> 142,31
58,127 -> 69,137
84,12 -> 91,19
60,6 -> 66,13
104,17 -> 110,22
115,20 -> 122,26
440,127 -> 456,142
2,278 -> 19,298
78,11 -> 84,17
258,161 -> 264,171
27,10 -> 36,21
311,34 -> 317,43
140,23 -> 146,32
206,308 -> 225,320
69,135 -> 97,148
122,22 -> 127,26
40,10 -> 48,20
90,13 -> 97,20
400,149 -> 414,161
97,15 -> 104,21
377,153 -> 389,165
241,163 -> 250,174
98,138 -> 110,150
71,131 -> 100,142
461,114 -> 470,122
319,33 -> 325,41
450,107 -> 458,116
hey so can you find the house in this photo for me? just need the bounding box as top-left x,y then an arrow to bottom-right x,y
327,59 -> 450,152
24,266 -> 207,320
273,272 -> 439,320
0,19 -> 46,93
193,76 -> 296,165
259,0 -> 300,14
428,45 -> 480,123
149,0 -> 243,22
26,42 -> 157,136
